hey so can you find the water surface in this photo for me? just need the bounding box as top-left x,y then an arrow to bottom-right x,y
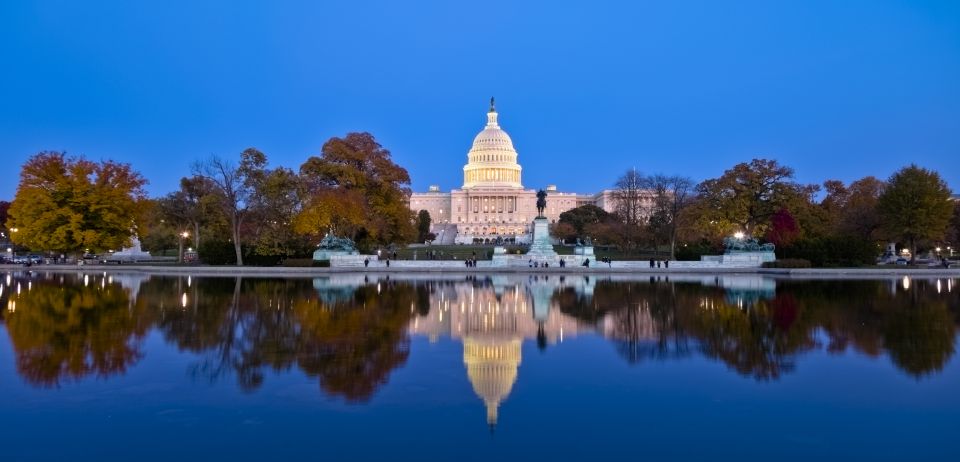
0,271 -> 957,461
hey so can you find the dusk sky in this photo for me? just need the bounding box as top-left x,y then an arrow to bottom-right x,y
1,0 -> 958,199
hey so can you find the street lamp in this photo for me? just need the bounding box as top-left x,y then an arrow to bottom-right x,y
178,231 -> 190,263
734,231 -> 745,240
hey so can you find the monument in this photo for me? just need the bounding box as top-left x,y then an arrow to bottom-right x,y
525,189 -> 558,261
312,233 -> 360,262
723,235 -> 775,262
106,235 -> 153,263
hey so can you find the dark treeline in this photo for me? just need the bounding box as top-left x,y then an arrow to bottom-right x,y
555,159 -> 957,265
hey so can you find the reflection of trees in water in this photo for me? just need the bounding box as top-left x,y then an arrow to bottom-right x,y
689,293 -> 813,380
3,273 -> 150,386
2,273 -> 956,392
143,276 -> 414,400
294,283 -> 415,401
557,278 -> 958,380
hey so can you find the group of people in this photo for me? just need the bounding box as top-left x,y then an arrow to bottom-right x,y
649,258 -> 670,269
464,258 -> 479,267
528,259 -> 555,268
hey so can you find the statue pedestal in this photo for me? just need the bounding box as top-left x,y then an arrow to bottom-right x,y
107,236 -> 153,262
526,218 -> 557,260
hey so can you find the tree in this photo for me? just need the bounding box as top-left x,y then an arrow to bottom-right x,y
948,202 -> 960,249
558,204 -> 611,238
877,165 -> 954,261
765,208 -> 800,248
8,151 -> 147,255
246,165 -> 307,258
550,221 -> 577,244
416,210 -> 432,242
821,176 -> 885,240
178,175 -> 220,250
193,149 -> 264,266
695,158 -> 811,238
644,174 -> 695,259
611,169 -> 648,250
0,200 -> 10,244
297,132 -> 415,252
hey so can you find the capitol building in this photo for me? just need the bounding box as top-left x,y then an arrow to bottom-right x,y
409,99 -> 622,244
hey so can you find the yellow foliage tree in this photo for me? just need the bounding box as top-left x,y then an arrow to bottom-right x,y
7,151 -> 147,254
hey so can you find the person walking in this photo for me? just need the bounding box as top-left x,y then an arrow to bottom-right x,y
364,258 -> 370,267
664,260 -> 669,269
649,258 -> 655,268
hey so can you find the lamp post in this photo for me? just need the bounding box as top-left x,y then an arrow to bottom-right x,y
178,231 -> 189,263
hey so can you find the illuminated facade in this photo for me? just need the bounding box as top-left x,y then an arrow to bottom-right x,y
408,100 -> 633,244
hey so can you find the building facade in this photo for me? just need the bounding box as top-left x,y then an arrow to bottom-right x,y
409,100 -> 636,244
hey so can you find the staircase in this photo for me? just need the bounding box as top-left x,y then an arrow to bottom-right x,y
430,224 -> 458,245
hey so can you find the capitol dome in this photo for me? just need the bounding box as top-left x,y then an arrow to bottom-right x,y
463,98 -> 523,189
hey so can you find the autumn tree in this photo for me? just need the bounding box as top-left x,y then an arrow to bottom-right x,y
296,132 -> 415,251
549,221 -> 577,244
764,208 -> 800,247
7,151 -> 147,255
877,165 -> 954,261
695,159 -> 812,238
821,176 -> 886,239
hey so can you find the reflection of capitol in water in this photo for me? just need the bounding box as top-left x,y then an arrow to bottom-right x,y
408,275 -> 590,426
403,274 -> 785,425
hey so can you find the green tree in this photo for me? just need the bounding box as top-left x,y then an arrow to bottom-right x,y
558,204 -> 610,238
246,165 -> 307,257
178,175 -> 221,250
948,202 -> 960,249
8,151 -> 147,255
877,165 -> 953,261
416,210 -> 432,242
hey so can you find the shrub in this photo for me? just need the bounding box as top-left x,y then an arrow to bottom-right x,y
675,240 -> 720,261
198,240 -> 237,265
779,236 -> 878,267
763,258 -> 812,268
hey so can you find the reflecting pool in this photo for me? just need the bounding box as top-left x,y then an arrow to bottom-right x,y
1,271 -> 958,461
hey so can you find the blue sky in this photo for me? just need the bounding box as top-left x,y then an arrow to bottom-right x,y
1,0 -> 958,199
